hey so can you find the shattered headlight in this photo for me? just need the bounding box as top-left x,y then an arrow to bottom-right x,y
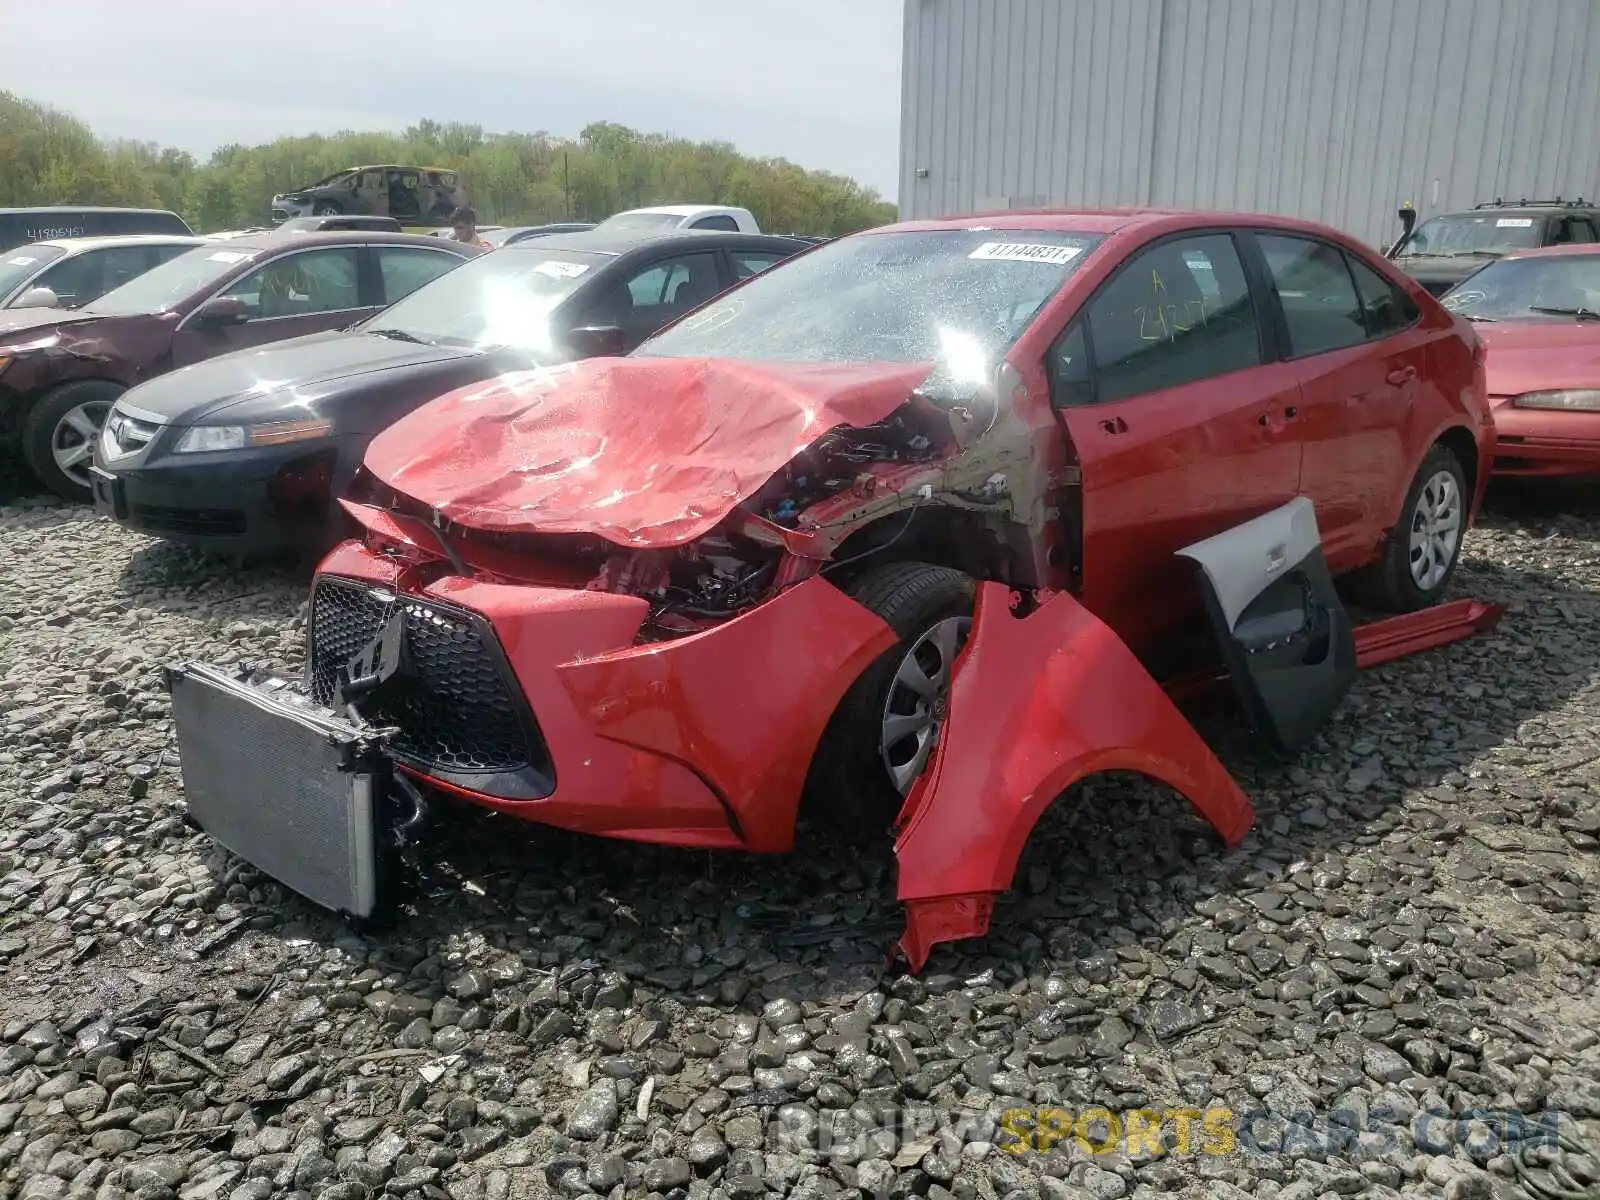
1512,389 -> 1600,411
173,418 -> 333,453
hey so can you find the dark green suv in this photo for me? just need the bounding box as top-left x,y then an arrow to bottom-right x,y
1386,199 -> 1600,296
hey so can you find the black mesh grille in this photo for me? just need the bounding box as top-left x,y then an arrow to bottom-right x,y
308,577 -> 543,776
132,504 -> 246,536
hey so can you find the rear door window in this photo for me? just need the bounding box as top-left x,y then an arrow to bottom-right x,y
1346,256 -> 1421,339
377,246 -> 463,303
733,251 -> 788,279
624,252 -> 723,312
692,215 -> 740,231
1258,234 -> 1367,356
584,251 -> 724,333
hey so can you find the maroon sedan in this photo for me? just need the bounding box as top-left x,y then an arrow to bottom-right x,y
0,231 -> 482,499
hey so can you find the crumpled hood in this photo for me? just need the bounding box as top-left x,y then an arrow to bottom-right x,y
1475,321 -> 1600,400
363,356 -> 935,547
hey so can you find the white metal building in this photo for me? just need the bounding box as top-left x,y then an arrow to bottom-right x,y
897,0 -> 1600,246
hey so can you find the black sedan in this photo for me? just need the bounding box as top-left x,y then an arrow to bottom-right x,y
91,228 -> 812,556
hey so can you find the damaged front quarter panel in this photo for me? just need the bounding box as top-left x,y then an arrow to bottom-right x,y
556,576 -> 899,851
891,582 -> 1255,972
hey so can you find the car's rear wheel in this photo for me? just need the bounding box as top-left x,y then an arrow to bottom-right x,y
804,562 -> 975,838
22,380 -> 124,502
313,201 -> 342,216
1358,442 -> 1468,613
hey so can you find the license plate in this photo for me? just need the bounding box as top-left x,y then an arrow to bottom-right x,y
166,662 -> 395,919
89,466 -> 127,520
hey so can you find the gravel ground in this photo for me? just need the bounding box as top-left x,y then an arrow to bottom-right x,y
1,476 -> 1597,1200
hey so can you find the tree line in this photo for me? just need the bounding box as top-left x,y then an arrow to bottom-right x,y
0,93 -> 898,237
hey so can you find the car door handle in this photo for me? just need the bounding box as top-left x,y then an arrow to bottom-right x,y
1387,366 -> 1417,385
1257,406 -> 1297,426
1099,416 -> 1128,435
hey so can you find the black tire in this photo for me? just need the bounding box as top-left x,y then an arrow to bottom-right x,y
313,201 -> 342,216
803,562 -> 976,837
21,379 -> 124,502
1357,443 -> 1469,613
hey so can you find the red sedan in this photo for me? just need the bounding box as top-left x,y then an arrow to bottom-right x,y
1439,244 -> 1600,477
167,209 -> 1500,969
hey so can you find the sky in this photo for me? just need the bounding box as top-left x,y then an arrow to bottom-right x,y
0,0 -> 905,200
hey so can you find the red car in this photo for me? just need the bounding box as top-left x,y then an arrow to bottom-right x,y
1438,244 -> 1600,477
167,209 -> 1501,969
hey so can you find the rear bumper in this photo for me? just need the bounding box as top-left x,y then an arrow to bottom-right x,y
1490,405 -> 1600,477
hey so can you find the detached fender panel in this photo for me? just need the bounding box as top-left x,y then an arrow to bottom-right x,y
893,582 -> 1252,971
1176,497 -> 1357,753
557,576 -> 898,853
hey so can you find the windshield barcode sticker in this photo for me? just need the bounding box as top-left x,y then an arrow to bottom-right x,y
7,256 -> 37,266
1496,218 -> 1534,228
969,242 -> 1083,265
207,251 -> 250,263
532,260 -> 589,279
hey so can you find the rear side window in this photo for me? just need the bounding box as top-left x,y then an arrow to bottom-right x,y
1555,217 -> 1598,244
733,251 -> 787,279
1051,232 -> 1262,406
1347,256 -> 1421,339
692,215 -> 740,231
151,244 -> 194,268
377,247 -> 462,303
1258,235 -> 1367,356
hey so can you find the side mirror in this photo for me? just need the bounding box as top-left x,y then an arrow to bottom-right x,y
567,324 -> 628,358
13,286 -> 60,309
195,295 -> 249,327
1386,204 -> 1418,259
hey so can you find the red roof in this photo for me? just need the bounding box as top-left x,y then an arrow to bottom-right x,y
867,207 -> 1365,242
1499,243 -> 1600,261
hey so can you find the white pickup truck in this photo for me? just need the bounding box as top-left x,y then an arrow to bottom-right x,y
593,204 -> 761,234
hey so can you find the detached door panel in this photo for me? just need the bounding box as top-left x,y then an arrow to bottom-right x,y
1177,496 -> 1357,751
1049,231 -> 1305,653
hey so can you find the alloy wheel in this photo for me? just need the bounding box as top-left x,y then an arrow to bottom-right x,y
1407,469 -> 1463,591
52,401 -> 113,490
880,615 -> 971,795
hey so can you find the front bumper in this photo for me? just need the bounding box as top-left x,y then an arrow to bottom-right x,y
270,199 -> 310,222
92,438 -> 351,554
1489,403 -> 1600,477
303,539 -> 897,852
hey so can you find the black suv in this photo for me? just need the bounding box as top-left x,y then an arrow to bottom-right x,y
1385,199 -> 1600,295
